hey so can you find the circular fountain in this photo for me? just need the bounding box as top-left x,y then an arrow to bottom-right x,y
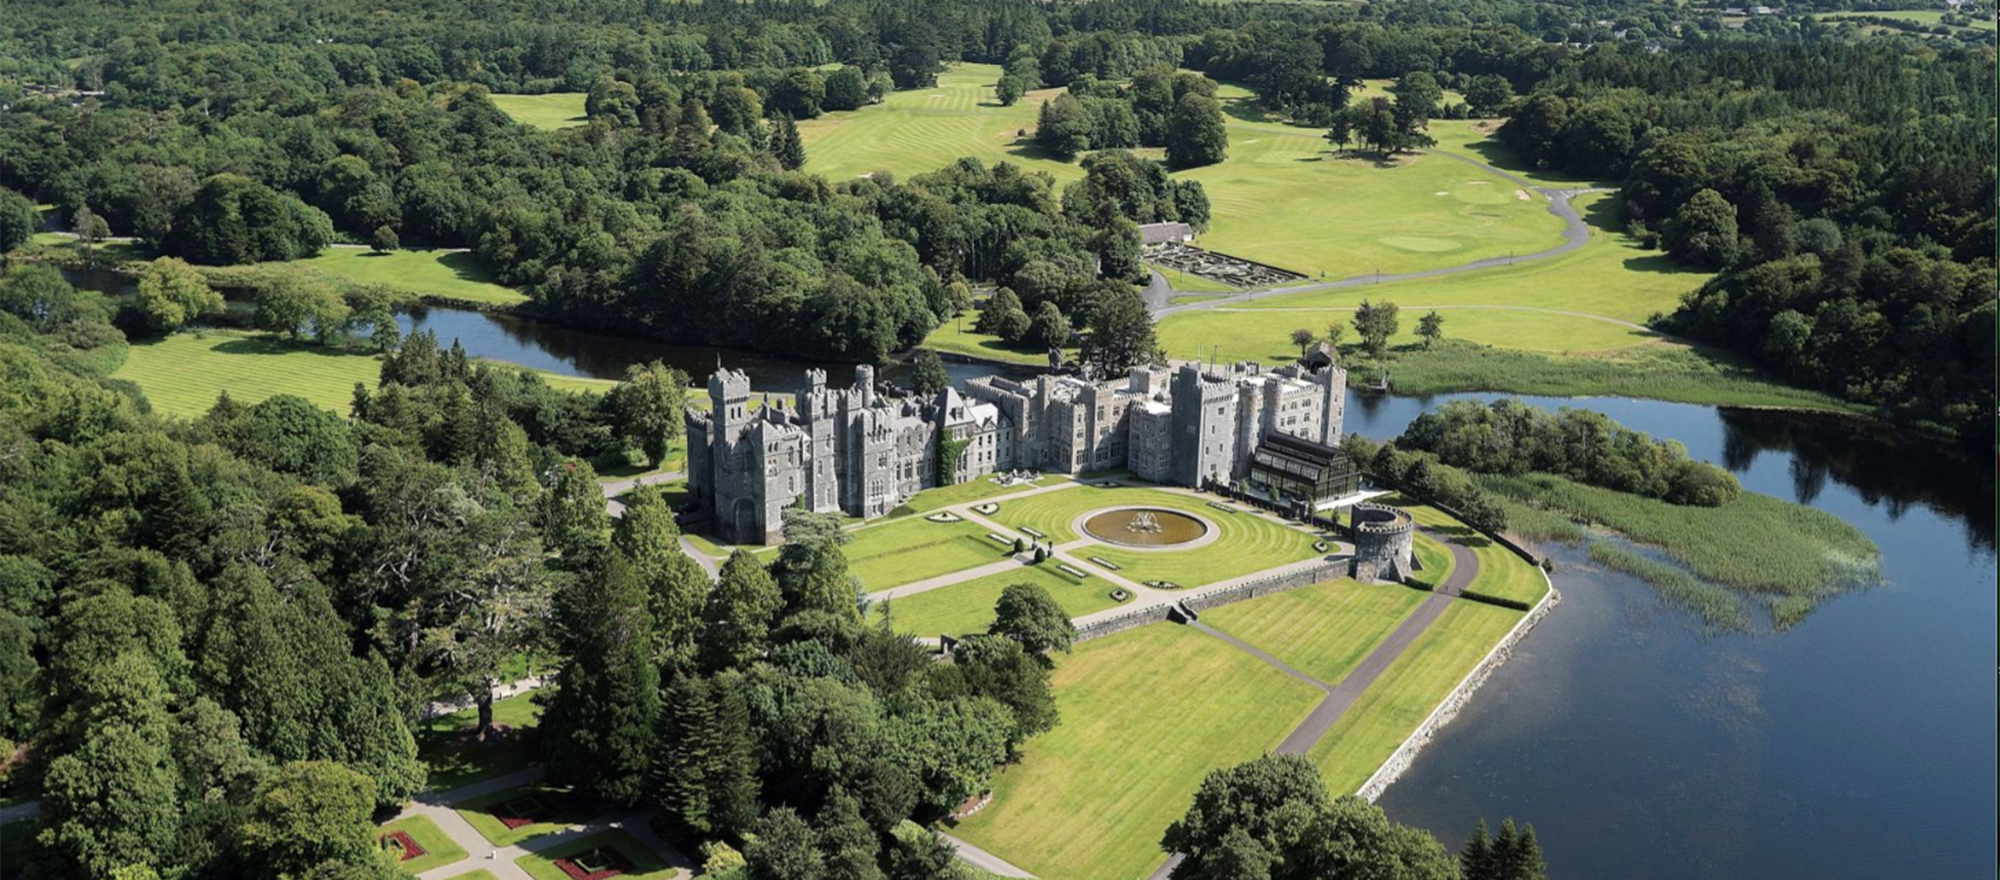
1081,508 -> 1210,547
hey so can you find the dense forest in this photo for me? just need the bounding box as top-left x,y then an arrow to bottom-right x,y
2,0 -> 1991,437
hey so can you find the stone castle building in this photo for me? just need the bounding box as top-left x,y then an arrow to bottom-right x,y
685,359 -> 1347,544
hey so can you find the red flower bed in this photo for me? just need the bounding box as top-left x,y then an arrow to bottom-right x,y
553,846 -> 634,880
380,830 -> 426,861
495,794 -> 552,829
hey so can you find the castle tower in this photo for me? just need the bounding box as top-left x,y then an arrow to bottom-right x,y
797,369 -> 838,512
854,364 -> 876,406
1313,361 -> 1348,447
1170,363 -> 1238,488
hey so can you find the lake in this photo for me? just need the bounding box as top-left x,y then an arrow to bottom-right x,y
372,306 -> 2000,878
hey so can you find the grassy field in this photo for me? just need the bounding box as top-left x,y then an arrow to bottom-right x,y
919,311 -> 1065,366
282,248 -> 526,306
1202,580 -> 1427,684
1816,9 -> 1997,30
379,814 -> 467,874
1307,599 -> 1524,792
870,564 -> 1127,638
984,485 -> 1324,587
113,331 -> 614,418
457,783 -> 596,847
491,92 -> 589,129
802,65 -> 1560,280
1158,192 -> 1703,359
1479,473 -> 1878,627
516,830 -> 678,880
901,474 -> 1066,513
953,623 -> 1323,880
843,515 -> 1013,591
418,690 -> 543,792
1379,496 -> 1548,607
799,64 -> 1083,183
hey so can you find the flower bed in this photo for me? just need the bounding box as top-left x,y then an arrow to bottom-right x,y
1143,579 -> 1184,590
1021,526 -> 1046,539
973,502 -> 1000,515
1057,564 -> 1091,579
1109,588 -> 1131,602
1207,501 -> 1238,513
380,830 -> 426,861
495,794 -> 553,829
925,511 -> 962,523
1087,556 -> 1121,570
554,845 -> 635,880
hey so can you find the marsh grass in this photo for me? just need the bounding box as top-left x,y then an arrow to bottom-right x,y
1588,542 -> 1752,631
1484,472 -> 1880,628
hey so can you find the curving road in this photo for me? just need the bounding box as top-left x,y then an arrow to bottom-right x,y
1149,150 -> 1614,318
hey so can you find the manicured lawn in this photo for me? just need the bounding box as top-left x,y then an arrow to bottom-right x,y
1409,530 -> 1456,591
870,563 -> 1128,638
1201,580 -> 1427,685
436,872 -> 500,880
1380,495 -> 1548,607
953,623 -> 1324,880
900,473 -> 1061,514
802,66 -> 1559,281
379,814 -> 467,874
418,691 -> 543,792
115,330 -> 385,417
516,830 -> 678,880
920,317 -> 1060,366
986,484 -> 1323,587
844,515 -> 1013,591
457,783 -> 595,847
113,331 -> 616,418
283,248 -> 526,306
1307,600 -> 1524,793
1816,9 -> 1996,30
799,64 -> 1087,183
1174,120 -> 1564,281
491,92 -> 589,129
1157,192 -> 1705,360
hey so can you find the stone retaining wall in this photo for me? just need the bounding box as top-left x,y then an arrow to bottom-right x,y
1356,570 -> 1561,802
1073,604 -> 1176,643
1183,563 -> 1346,613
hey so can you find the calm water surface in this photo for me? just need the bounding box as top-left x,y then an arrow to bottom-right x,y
1349,394 -> 1996,880
229,301 -> 2000,878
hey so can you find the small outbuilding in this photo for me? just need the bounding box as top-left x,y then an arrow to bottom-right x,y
1137,222 -> 1195,245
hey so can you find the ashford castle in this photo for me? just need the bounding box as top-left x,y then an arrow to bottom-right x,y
685,355 -> 1349,544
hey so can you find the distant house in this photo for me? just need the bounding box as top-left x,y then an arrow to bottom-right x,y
1137,222 -> 1194,245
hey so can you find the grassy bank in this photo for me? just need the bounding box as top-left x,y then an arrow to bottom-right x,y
281,248 -> 526,306
1341,340 -> 1868,414
919,318 -> 1058,366
1480,472 -> 1880,628
113,330 -> 614,418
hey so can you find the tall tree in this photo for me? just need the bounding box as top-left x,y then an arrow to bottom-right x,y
613,485 -> 709,672
772,114 -> 808,171
235,761 -> 385,878
909,350 -> 950,396
1080,286 -> 1159,378
37,652 -> 182,880
422,502 -> 550,741
988,583 -> 1075,656
541,555 -> 659,806
772,509 -> 860,621
0,185 -> 36,253
700,551 -> 784,672
1352,299 -> 1401,356
540,458 -> 610,563
1166,92 -> 1228,169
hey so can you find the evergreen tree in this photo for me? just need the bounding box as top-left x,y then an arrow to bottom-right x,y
773,114 -> 807,171
613,485 -> 709,673
542,555 -> 659,806
1035,94 -> 1093,159
235,761 -> 383,878
540,457 -> 610,564
700,551 -> 784,672
774,509 -> 860,621
1027,301 -> 1072,349
1461,820 -> 1495,880
909,350 -> 950,396
746,808 -> 824,880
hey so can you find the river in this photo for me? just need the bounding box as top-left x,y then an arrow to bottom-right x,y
402,306 -> 1994,880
